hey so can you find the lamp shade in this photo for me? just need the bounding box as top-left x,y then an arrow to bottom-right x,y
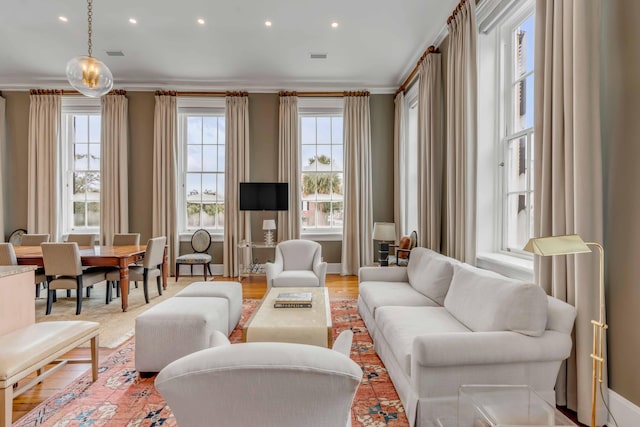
523,234 -> 591,256
372,222 -> 396,242
262,219 -> 276,230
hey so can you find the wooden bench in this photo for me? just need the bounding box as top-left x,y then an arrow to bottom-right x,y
0,321 -> 100,427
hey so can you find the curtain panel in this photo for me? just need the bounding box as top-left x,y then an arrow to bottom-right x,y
277,94 -> 301,241
27,90 -> 61,240
417,52 -> 444,251
534,1 -> 606,424
393,92 -> 405,241
341,93 -> 373,275
443,0 -> 478,263
0,96 -> 5,241
100,91 -> 129,245
223,94 -> 251,277
152,92 -> 178,275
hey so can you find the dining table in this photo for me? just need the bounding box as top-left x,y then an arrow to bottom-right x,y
14,244 -> 168,312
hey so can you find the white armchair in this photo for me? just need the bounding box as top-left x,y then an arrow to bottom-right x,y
265,239 -> 327,289
155,330 -> 361,427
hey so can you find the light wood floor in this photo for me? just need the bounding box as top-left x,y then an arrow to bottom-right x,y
12,274 -> 359,423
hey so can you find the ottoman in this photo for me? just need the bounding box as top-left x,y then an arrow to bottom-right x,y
175,281 -> 242,333
135,297 -> 229,373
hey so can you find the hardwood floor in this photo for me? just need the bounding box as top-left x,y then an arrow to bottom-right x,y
11,274 -> 359,423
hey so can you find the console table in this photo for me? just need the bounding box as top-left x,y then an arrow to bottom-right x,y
237,242 -> 276,279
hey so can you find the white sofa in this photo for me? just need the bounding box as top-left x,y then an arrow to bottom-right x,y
358,247 -> 577,427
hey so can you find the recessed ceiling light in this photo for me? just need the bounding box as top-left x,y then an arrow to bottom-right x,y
331,22 -> 339,28
197,18 -> 205,25
58,16 -> 68,22
265,20 -> 272,27
129,18 -> 137,24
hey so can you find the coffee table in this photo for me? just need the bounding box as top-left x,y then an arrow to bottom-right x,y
242,286 -> 332,348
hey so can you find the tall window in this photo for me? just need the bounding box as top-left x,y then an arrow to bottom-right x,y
178,98 -> 225,233
299,100 -> 344,233
402,85 -> 419,235
61,98 -> 101,234
501,7 -> 535,253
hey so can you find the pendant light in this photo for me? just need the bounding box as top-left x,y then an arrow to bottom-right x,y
66,0 -> 113,97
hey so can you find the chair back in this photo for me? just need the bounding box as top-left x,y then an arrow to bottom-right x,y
190,229 -> 211,253
41,242 -> 83,277
155,340 -> 362,427
276,239 -> 322,271
143,236 -> 167,268
0,243 -> 17,265
67,234 -> 95,246
112,233 -> 141,246
20,234 -> 50,246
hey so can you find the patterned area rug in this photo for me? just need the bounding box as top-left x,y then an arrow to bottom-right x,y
15,299 -> 409,426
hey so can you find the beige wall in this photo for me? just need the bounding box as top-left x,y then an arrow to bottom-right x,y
602,0 -> 640,406
2,91 -> 395,267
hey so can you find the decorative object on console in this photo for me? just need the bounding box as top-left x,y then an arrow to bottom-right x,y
66,0 -> 113,97
372,222 -> 396,266
263,219 -> 276,246
523,234 -> 606,427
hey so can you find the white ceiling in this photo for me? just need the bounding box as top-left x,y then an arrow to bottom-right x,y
0,0 -> 458,93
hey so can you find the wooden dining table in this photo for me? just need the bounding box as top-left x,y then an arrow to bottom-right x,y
14,245 -> 168,312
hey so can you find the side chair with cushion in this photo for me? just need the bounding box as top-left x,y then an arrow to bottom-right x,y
16,233 -> 50,297
265,239 -> 327,289
106,236 -> 166,304
41,242 -> 107,315
175,229 -> 213,282
155,330 -> 361,427
66,233 -> 96,246
0,243 -> 18,266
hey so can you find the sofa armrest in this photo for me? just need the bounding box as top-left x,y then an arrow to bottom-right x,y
358,266 -> 408,283
412,331 -> 572,367
264,262 -> 282,289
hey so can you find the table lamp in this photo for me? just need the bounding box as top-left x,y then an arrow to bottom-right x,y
523,234 -> 606,427
263,220 -> 276,246
372,222 -> 396,267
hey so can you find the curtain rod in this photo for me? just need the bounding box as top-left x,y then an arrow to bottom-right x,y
395,45 -> 440,96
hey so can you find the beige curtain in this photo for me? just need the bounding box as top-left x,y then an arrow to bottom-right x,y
277,94 -> 300,241
443,0 -> 477,263
393,91 -> 405,240
534,1 -> 606,424
152,91 -> 178,275
100,91 -> 128,245
223,93 -> 251,277
418,51 -> 444,251
0,95 -> 5,241
341,93 -> 373,275
27,90 -> 61,240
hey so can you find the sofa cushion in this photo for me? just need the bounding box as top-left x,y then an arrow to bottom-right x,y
359,281 -> 439,318
444,264 -> 548,336
406,248 -> 456,305
375,306 -> 470,376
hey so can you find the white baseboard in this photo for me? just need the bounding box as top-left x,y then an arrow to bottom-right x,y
327,263 -> 341,274
609,388 -> 640,426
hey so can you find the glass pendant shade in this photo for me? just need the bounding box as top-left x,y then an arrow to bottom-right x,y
66,55 -> 113,97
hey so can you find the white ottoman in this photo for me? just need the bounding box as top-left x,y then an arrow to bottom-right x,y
175,281 -> 242,333
135,297 -> 229,373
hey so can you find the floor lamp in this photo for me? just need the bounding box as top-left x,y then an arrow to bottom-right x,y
524,234 -> 607,427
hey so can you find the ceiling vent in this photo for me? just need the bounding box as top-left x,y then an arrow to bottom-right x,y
106,50 -> 125,57
309,53 -> 328,59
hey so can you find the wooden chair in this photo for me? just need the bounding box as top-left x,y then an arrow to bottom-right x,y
66,233 -> 96,246
175,229 -> 212,281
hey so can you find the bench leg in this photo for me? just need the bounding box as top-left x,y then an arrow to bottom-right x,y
90,336 -> 99,382
1,385 -> 11,427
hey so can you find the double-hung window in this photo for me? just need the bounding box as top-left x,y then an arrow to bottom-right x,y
401,84 -> 419,235
177,98 -> 226,235
61,97 -> 102,236
298,98 -> 344,236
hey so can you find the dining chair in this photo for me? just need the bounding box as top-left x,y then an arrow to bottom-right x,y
41,242 -> 107,315
106,236 -> 166,304
0,242 -> 18,265
15,234 -> 50,297
66,233 -> 96,246
175,229 -> 212,282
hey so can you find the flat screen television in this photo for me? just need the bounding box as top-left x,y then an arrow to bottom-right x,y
239,182 -> 289,211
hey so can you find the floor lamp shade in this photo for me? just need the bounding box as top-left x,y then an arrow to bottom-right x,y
524,234 -> 606,427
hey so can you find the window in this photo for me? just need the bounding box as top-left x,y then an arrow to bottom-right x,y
501,6 -> 535,254
299,98 -> 344,234
177,98 -> 226,233
61,97 -> 102,235
401,85 -> 419,235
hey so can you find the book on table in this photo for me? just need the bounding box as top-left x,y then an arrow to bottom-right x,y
273,302 -> 313,308
274,291 -> 313,308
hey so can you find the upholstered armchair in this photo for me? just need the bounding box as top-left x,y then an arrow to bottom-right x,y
264,239 -> 327,289
155,330 -> 361,427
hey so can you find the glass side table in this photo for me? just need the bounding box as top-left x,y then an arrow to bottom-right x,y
438,385 -> 576,427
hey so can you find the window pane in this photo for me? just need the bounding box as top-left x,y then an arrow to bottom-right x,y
202,204 -> 216,227
186,174 -> 201,201
187,203 -> 201,227
218,146 -> 225,170
202,146 -> 216,171
316,117 -> 331,144
217,204 -> 225,227
74,116 -> 88,143
513,75 -> 534,132
89,143 -> 100,170
301,146 -> 317,171
332,145 -> 343,171
87,202 -> 100,226
506,137 -> 528,192
333,172 -> 344,195
86,172 -> 100,194
73,202 -> 86,227
316,145 -> 331,166
73,172 -> 86,197
203,117 -> 217,144
187,145 -> 202,172
202,173 -> 216,200
217,173 -> 225,200
218,118 -> 225,145
331,118 -> 343,144
302,173 -> 317,197
515,14 -> 535,77
74,144 -> 89,171
331,201 -> 343,227
301,117 -> 316,145
529,134 -> 535,191
187,117 -> 202,145
506,193 -> 529,250
89,115 -> 101,142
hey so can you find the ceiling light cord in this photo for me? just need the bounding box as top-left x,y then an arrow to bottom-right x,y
87,0 -> 93,57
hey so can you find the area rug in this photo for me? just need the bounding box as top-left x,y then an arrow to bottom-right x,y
15,299 -> 409,426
